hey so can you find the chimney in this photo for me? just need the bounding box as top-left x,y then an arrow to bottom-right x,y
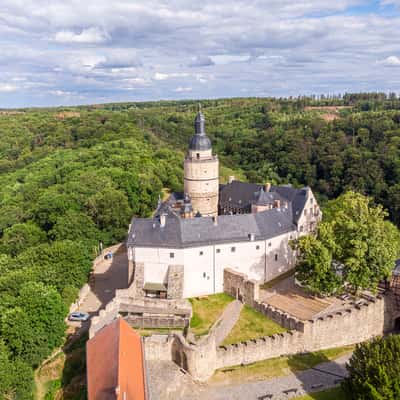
264,182 -> 271,192
212,215 -> 218,226
160,214 -> 167,228
274,199 -> 281,208
228,175 -> 235,184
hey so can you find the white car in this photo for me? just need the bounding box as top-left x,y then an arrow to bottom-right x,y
68,312 -> 90,322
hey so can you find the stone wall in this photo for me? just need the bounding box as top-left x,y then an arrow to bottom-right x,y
223,268 -> 259,306
89,287 -> 192,338
217,296 -> 386,369
69,283 -> 91,313
167,265 -> 184,299
253,301 -> 304,332
130,262 -> 145,298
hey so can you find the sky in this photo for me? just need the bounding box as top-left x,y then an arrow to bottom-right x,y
0,0 -> 400,108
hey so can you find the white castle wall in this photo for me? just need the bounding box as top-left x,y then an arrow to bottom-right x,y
130,230 -> 297,298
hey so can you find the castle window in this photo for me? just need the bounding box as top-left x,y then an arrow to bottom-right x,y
304,209 -> 307,216
216,249 -> 221,253
268,242 -> 272,247
300,225 -> 304,232
256,245 -> 260,250
196,153 -> 200,159
170,252 -> 174,258
275,254 -> 278,261
203,272 -> 206,278
310,198 -> 314,204
199,251 -> 203,256
231,247 -> 236,253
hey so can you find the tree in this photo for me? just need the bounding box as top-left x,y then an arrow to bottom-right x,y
294,234 -> 341,295
294,192 -> 400,294
12,240 -> 93,292
86,188 -> 132,241
0,340 -> 34,400
0,222 -> 46,256
343,335 -> 400,399
324,191 -> 400,292
49,210 -> 101,245
1,282 -> 66,366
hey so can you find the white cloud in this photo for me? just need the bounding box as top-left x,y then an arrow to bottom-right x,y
54,27 -> 110,44
381,55 -> 400,66
0,83 -> 18,92
174,86 -> 192,92
0,0 -> 399,106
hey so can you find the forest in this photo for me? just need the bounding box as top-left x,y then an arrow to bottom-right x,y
0,93 -> 400,398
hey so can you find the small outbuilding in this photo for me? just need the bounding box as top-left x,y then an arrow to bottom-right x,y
86,318 -> 147,400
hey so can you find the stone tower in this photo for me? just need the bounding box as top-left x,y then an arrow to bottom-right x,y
184,107 -> 219,217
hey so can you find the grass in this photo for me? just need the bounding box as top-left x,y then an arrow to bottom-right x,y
189,293 -> 234,336
222,305 -> 287,345
260,269 -> 295,289
294,386 -> 349,400
36,331 -> 88,400
211,345 -> 354,385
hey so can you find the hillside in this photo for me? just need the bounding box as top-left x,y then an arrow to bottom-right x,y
0,95 -> 400,398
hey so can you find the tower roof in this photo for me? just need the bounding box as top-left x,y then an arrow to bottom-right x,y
189,106 -> 212,151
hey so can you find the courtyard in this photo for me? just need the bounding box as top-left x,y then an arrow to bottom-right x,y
260,274 -> 358,321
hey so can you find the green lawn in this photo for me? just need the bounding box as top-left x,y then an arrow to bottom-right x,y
211,345 -> 354,384
222,304 -> 287,345
189,293 -> 234,336
295,386 -> 349,400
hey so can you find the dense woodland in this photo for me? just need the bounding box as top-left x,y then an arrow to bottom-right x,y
0,94 -> 400,398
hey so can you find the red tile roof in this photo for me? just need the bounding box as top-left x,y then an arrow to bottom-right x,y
86,318 -> 147,400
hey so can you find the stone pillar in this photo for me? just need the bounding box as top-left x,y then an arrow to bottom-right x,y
167,265 -> 184,299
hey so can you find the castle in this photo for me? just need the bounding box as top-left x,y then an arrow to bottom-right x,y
127,109 -> 321,299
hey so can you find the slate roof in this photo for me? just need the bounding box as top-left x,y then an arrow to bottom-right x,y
127,207 -> 295,249
219,180 -> 310,224
189,111 -> 212,151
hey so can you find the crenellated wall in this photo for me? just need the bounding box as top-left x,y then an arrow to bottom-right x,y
217,296 -> 386,369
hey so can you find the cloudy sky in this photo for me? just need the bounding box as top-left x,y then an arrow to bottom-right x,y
0,0 -> 400,107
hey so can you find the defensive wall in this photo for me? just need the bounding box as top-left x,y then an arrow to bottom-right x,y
143,268 -> 393,382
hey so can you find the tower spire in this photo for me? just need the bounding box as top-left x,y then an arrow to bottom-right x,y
194,104 -> 205,135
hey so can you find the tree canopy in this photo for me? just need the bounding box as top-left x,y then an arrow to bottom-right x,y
294,192 -> 400,295
343,335 -> 400,399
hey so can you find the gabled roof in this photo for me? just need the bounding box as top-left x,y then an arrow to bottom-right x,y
219,180 -> 310,224
86,319 -> 147,400
127,207 -> 295,249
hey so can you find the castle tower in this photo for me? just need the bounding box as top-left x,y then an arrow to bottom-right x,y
184,107 -> 219,217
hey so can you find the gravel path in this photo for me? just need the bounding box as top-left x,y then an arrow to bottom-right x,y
185,354 -> 351,400
213,300 -> 243,346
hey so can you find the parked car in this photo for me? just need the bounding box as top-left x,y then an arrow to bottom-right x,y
68,312 -> 90,322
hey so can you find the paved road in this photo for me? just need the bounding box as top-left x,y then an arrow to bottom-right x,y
67,245 -> 129,331
184,354 -> 350,400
